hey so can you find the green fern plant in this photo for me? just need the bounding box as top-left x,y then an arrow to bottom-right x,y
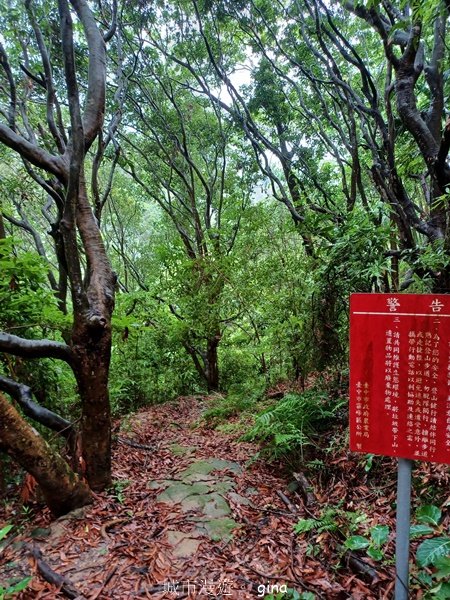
202,379 -> 266,426
294,508 -> 342,535
243,390 -> 345,459
294,507 -> 366,538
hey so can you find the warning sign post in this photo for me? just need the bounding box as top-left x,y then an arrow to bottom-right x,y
350,293 -> 450,600
350,293 -> 450,463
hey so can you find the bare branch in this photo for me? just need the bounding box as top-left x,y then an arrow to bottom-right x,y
0,375 -> 73,439
0,124 -> 66,180
69,0 -> 107,150
58,0 -> 85,312
24,0 -> 67,153
103,0 -> 117,43
0,332 -> 73,364
0,41 -> 17,130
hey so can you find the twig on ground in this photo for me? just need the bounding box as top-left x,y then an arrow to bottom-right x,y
100,517 -> 129,540
276,490 -> 298,513
26,544 -> 85,599
116,437 -> 157,451
344,550 -> 379,581
293,472 -> 317,506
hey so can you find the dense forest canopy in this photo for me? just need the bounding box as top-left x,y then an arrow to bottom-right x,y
0,0 -> 449,517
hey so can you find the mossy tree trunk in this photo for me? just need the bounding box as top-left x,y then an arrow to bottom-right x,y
0,393 -> 92,517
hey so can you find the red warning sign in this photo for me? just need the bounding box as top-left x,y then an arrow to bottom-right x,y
350,293 -> 450,463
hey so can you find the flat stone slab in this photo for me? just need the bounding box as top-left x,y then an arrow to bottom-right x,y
157,481 -> 210,504
166,530 -> 203,558
228,492 -> 253,506
153,458 -> 243,546
211,481 -> 235,494
168,444 -> 197,457
191,517 -> 239,542
181,492 -> 231,518
180,458 -> 242,482
147,480 -> 163,490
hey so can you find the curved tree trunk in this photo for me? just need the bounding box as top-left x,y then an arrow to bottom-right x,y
69,177 -> 115,490
0,393 -> 92,516
0,0 -> 116,497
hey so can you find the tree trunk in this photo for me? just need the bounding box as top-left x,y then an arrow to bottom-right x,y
72,324 -> 112,491
314,282 -> 341,371
0,393 -> 92,516
0,0 -> 115,498
205,334 -> 220,392
0,213 -> 6,240
67,177 -> 115,491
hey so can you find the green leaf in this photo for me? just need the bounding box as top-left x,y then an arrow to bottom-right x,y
0,524 -> 14,541
416,505 -> 442,526
6,577 -> 32,594
370,525 -> 389,547
416,537 -> 450,567
367,546 -> 383,561
417,570 -> 434,586
427,582 -> 450,599
410,524 -> 435,539
364,454 -> 374,472
294,519 -> 317,534
435,556 -> 450,580
344,535 -> 370,550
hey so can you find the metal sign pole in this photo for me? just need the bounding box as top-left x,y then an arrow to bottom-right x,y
395,458 -> 413,600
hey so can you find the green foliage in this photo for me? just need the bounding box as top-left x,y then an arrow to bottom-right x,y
345,524 -> 390,561
294,506 -> 366,539
410,504 -> 450,599
0,524 -> 14,541
109,479 -> 131,504
244,389 -> 346,460
416,505 -> 443,527
0,238 -> 64,329
0,525 -> 32,599
0,577 -> 33,600
417,539 -> 450,568
433,556 -> 450,580
264,588 -> 314,599
295,508 -> 390,563
294,510 -> 340,536
109,293 -> 200,414
218,342 -> 264,391
202,378 -> 266,426
411,524 -> 436,539
0,237 -> 76,420
362,453 -> 375,472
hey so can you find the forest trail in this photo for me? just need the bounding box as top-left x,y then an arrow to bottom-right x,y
1,397 -> 391,599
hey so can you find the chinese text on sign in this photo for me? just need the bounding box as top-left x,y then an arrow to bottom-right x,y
350,294 -> 450,463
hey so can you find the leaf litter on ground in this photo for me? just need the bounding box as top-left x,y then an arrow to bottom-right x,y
1,395 -> 449,599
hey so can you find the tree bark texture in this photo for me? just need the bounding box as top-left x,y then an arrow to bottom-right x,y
0,393 -> 92,516
71,325 -> 113,490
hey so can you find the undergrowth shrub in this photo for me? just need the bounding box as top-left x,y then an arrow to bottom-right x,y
243,388 -> 346,460
202,378 -> 266,426
218,343 -> 264,390
109,326 -> 200,415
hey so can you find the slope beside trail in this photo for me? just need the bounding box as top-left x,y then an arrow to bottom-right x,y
1,396 -> 399,599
